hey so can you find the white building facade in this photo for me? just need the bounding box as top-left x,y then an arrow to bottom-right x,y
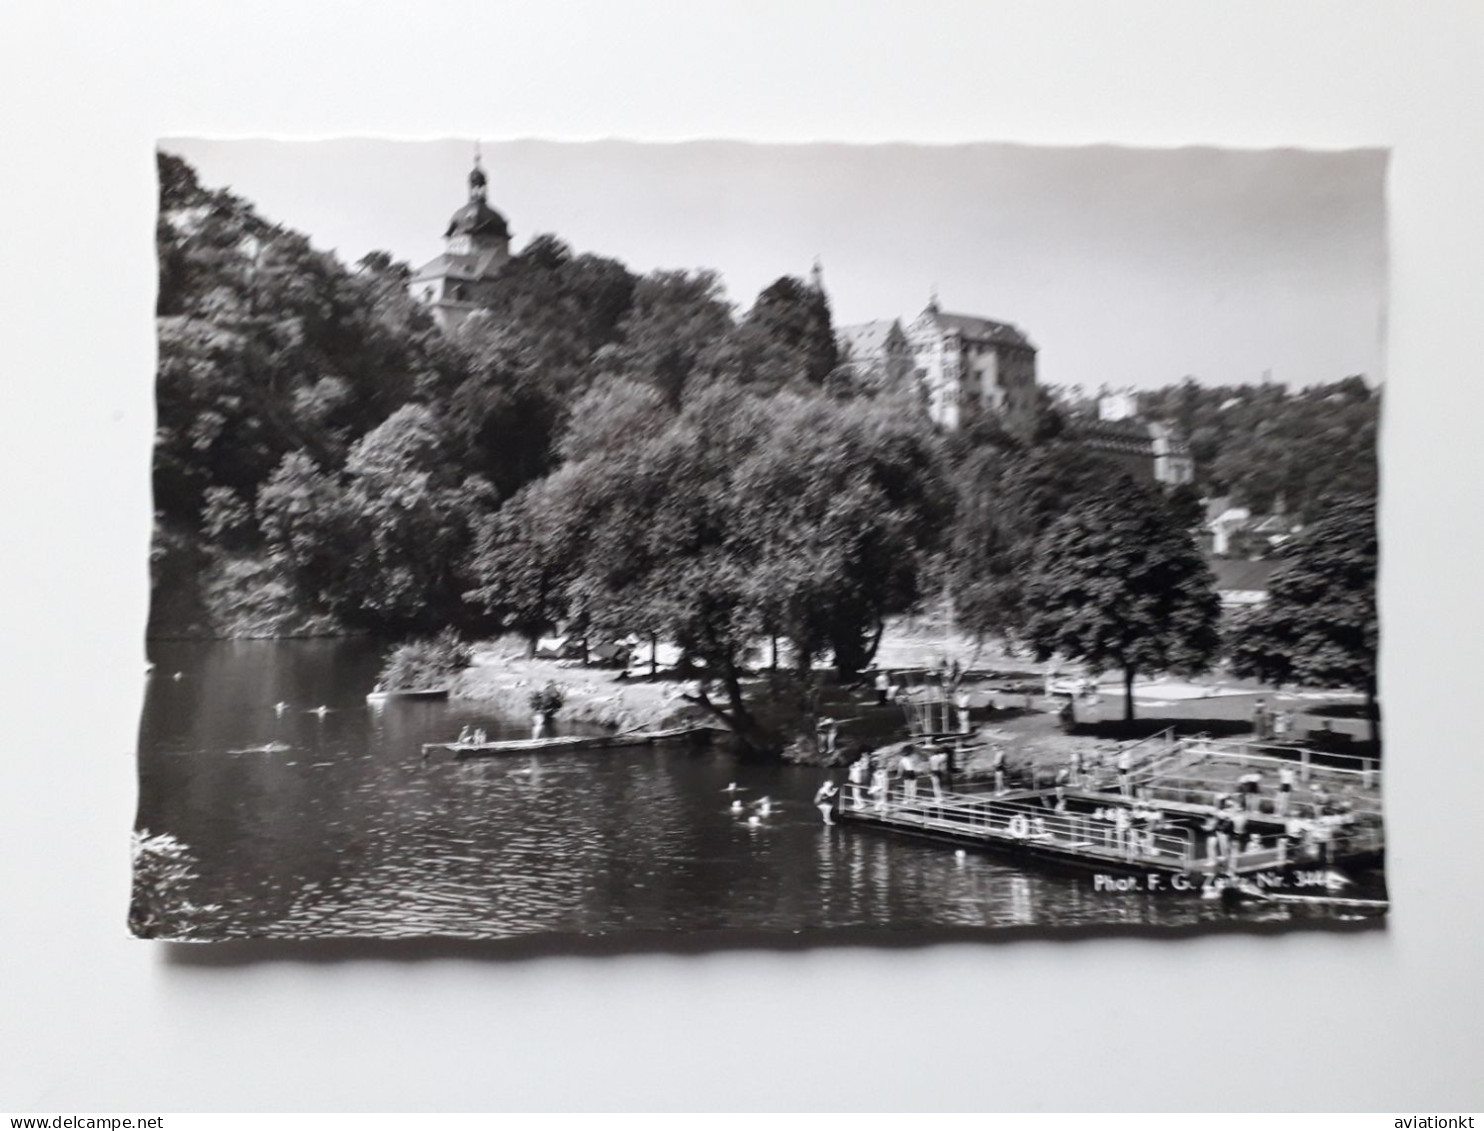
837,299 -> 1039,434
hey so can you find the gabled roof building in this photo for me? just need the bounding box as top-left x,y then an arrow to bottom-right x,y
836,318 -> 915,393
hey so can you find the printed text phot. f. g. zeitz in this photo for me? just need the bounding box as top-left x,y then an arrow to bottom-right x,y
135,139 -> 1386,942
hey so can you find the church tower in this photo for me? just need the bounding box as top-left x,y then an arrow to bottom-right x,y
409,152 -> 512,332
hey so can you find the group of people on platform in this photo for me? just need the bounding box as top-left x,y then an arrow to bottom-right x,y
1202,791 -> 1356,871
809,741 -> 1365,873
810,744 -> 960,824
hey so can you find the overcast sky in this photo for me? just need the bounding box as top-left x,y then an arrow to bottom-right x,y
162,138 -> 1386,393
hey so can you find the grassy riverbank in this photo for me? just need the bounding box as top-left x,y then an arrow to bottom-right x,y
453,638 -> 708,732
448,626 -> 1371,767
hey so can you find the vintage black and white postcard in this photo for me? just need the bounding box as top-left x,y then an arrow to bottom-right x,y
134,139 -> 1385,941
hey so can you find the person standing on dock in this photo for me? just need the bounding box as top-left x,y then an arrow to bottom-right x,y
814,778 -> 839,825
928,748 -> 948,802
1253,698 -> 1270,741
1240,770 -> 1262,813
1219,799 -> 1238,869
955,688 -> 972,734
1117,747 -> 1133,798
1276,763 -> 1296,815
532,711 -> 546,740
1114,806 -> 1133,858
1228,805 -> 1249,872
900,748 -> 921,803
870,765 -> 889,812
848,752 -> 869,809
874,670 -> 890,706
993,746 -> 1007,795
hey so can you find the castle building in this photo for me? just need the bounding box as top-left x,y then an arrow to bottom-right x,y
1078,392 -> 1196,486
836,319 -> 915,392
409,156 -> 511,332
837,298 -> 1039,435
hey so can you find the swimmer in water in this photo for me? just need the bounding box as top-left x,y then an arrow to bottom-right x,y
753,796 -> 773,817
813,778 -> 839,825
730,799 -> 744,813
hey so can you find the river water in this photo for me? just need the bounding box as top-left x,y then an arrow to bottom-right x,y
135,640 -> 1377,941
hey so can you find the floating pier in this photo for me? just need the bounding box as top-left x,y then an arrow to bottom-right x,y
836,781 -> 1383,881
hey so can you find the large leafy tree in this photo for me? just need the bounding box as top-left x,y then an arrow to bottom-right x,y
153,150 -> 450,539
443,235 -> 639,499
256,406 -> 496,634
482,382 -> 944,757
554,376 -> 673,463
1228,493 -> 1379,742
949,438 -> 1125,642
561,383 -> 778,752
730,393 -> 947,678
1023,484 -> 1222,721
463,463 -> 598,654
695,275 -> 838,395
589,269 -> 734,405
745,275 -> 838,385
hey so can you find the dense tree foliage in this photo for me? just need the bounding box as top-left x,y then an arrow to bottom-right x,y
1124,377 -> 1379,521
466,382 -> 944,755
1228,494 -> 1379,741
1022,484 -> 1223,721
947,437 -> 1131,641
376,629 -> 473,692
154,151 -> 1379,757
590,270 -> 733,405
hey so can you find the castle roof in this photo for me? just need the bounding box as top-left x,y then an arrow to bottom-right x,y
918,306 -> 1035,349
837,319 -> 907,358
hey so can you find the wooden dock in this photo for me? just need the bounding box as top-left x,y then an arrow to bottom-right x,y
421,723 -> 719,759
836,783 -> 1382,880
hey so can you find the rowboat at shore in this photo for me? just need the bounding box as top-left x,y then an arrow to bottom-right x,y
367,687 -> 450,704
421,723 -> 719,758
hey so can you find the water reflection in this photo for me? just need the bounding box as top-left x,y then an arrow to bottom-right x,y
136,640 -> 1377,940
